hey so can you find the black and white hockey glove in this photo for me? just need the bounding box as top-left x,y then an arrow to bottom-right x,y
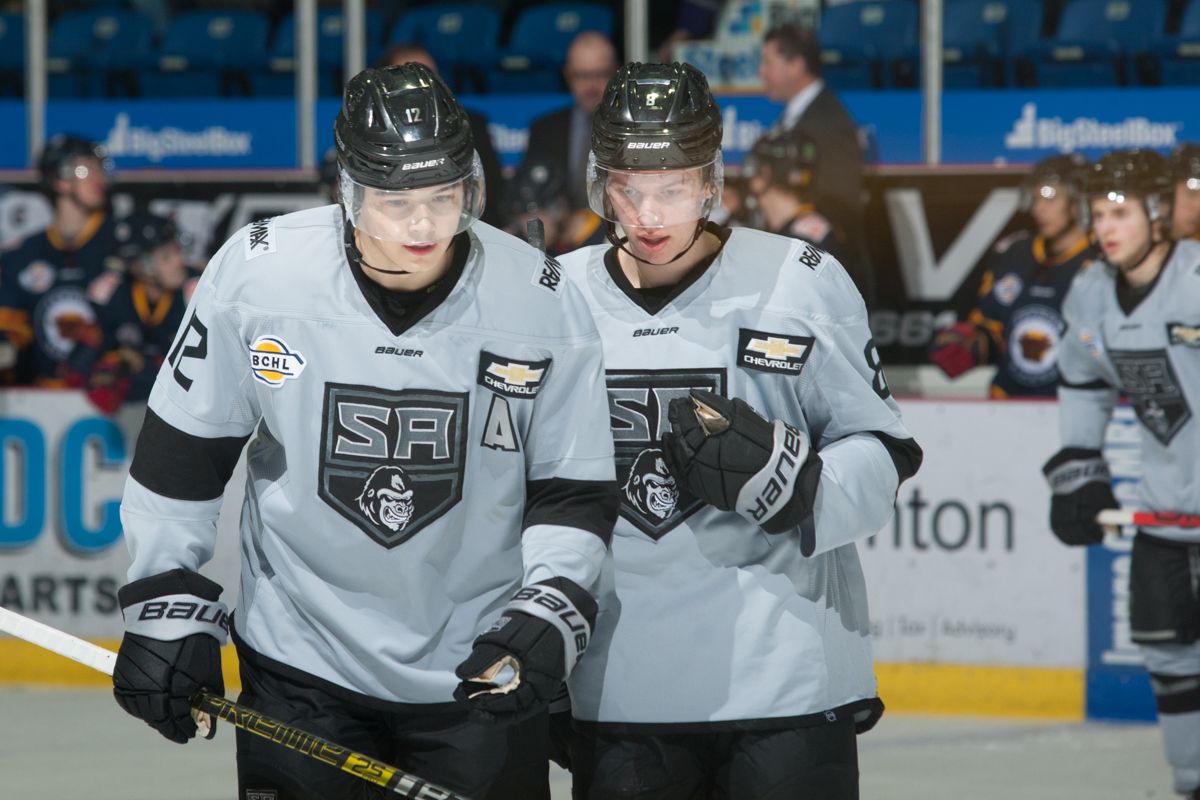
113,569 -> 228,744
454,578 -> 596,725
1042,448 -> 1118,547
661,390 -> 823,535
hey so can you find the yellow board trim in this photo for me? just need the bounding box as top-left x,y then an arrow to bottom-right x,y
876,662 -> 1084,720
0,639 -> 243,690
0,640 -> 1084,720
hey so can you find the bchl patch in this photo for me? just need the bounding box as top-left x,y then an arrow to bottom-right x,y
244,217 -> 276,260
248,335 -> 306,387
993,273 -> 1023,306
478,352 -> 550,399
1167,322 -> 1200,347
737,329 -> 814,375
18,260 -> 55,294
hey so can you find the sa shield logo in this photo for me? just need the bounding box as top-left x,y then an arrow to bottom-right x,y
319,385 -> 468,548
607,368 -> 726,540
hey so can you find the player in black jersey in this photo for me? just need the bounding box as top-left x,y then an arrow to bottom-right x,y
0,134 -> 118,385
930,153 -> 1098,397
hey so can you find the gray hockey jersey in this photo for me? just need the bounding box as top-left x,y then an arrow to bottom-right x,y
120,204 -> 617,704
1058,239 -> 1200,545
560,227 -> 922,729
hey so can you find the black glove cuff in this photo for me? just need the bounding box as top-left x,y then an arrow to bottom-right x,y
119,569 -> 229,644
1042,448 -> 1110,494
501,578 -> 597,677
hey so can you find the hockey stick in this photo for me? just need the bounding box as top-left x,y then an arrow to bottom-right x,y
0,606 -> 471,800
1096,509 -> 1200,529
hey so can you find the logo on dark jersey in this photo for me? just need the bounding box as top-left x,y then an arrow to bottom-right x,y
737,329 -> 814,376
607,369 -> 726,539
1166,322 -> 1200,348
319,384 -> 468,548
1108,349 -> 1192,446
477,352 -> 551,399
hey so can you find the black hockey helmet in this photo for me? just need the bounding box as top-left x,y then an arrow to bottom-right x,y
1169,143 -> 1200,188
38,133 -> 112,192
1084,149 -> 1173,225
590,62 -> 723,171
1025,153 -> 1089,196
502,156 -> 567,220
334,64 -> 485,243
334,64 -> 476,190
743,129 -> 817,196
113,212 -> 178,264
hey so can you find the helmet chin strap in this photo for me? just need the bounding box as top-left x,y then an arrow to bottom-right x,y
349,223 -> 416,275
604,219 -> 708,267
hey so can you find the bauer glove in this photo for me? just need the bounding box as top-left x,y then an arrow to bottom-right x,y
660,390 -> 823,535
1042,448 -> 1118,546
113,569 -> 228,744
455,578 -> 596,725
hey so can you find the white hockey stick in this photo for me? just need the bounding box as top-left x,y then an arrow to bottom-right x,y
1096,509 -> 1200,529
0,606 -> 471,800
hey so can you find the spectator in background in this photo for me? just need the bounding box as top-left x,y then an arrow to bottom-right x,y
521,31 -> 618,214
742,127 -> 854,270
65,212 -> 198,414
1170,143 -> 1200,241
929,154 -> 1097,398
375,44 -> 505,226
756,24 -> 864,253
0,134 -> 120,386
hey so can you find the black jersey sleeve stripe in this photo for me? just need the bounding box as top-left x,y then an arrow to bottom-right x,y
129,408 -> 251,501
1058,376 -> 1112,391
868,430 -> 923,485
523,478 -> 619,545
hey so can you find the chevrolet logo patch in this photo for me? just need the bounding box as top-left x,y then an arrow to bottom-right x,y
1167,322 -> 1200,347
478,351 -> 551,398
737,328 -> 814,375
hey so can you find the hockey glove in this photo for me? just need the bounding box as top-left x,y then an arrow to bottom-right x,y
454,578 -> 596,725
929,322 -> 988,379
660,390 -> 823,535
113,569 -> 229,744
1042,448 -> 1118,546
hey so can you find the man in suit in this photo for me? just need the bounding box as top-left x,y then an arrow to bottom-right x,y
376,45 -> 506,227
521,31 -> 618,214
757,23 -> 865,256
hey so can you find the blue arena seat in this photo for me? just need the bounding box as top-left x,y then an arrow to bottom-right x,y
0,13 -> 25,96
47,10 -> 155,97
941,0 -> 1042,87
1153,0 -> 1200,85
258,9 -> 379,97
1028,0 -> 1167,86
489,3 -> 613,93
140,10 -> 270,97
386,5 -> 500,93
817,0 -> 919,90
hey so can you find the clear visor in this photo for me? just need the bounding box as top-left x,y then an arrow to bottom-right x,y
341,153 -> 485,244
586,153 -> 724,230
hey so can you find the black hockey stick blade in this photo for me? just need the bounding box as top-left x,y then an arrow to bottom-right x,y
526,217 -> 546,253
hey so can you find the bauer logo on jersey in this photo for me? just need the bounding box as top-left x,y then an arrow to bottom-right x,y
1167,322 -> 1200,347
607,369 -> 726,540
248,335 -> 307,387
320,385 -> 468,548
477,352 -> 551,399
737,329 -> 815,376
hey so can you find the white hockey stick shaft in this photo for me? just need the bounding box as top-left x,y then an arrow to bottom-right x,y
1096,509 -> 1200,528
0,606 -> 471,800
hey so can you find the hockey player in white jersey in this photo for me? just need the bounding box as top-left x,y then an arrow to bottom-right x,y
1045,149 -> 1200,800
109,63 -> 618,799
557,62 -> 923,799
